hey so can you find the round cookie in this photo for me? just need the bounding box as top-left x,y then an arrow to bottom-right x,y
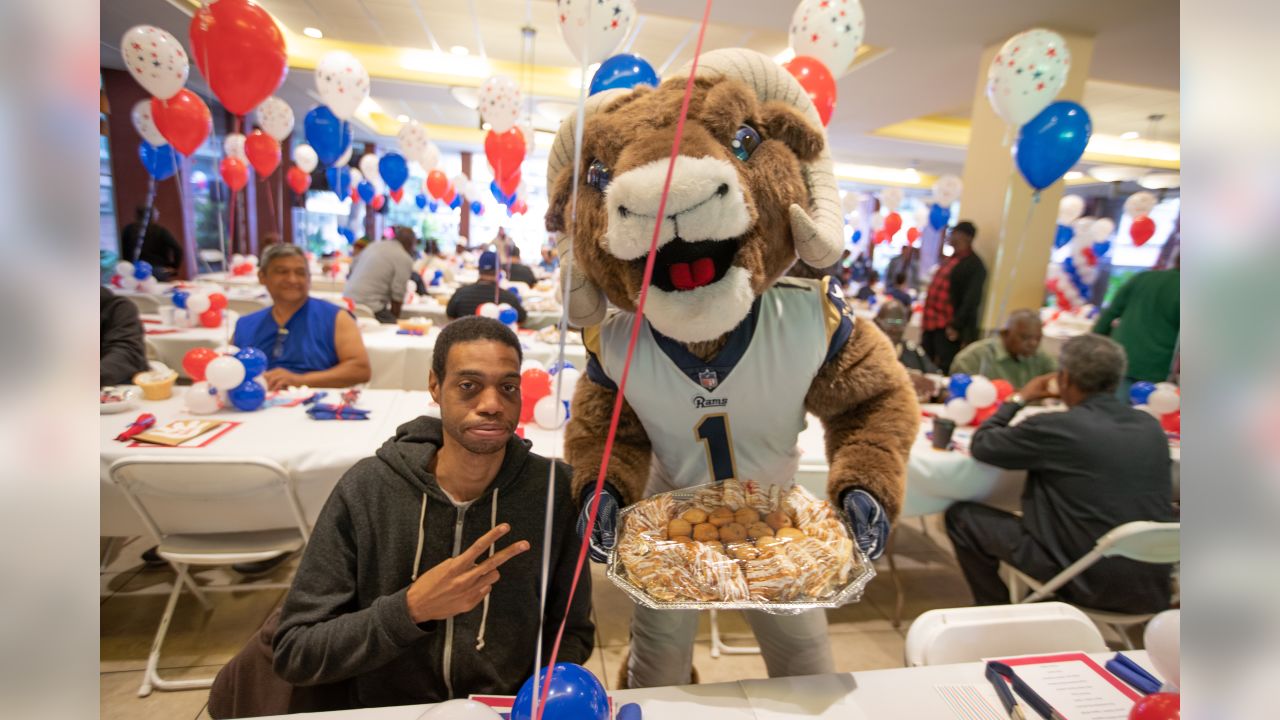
667,518 -> 693,539
681,508 -> 709,524
776,527 -> 805,541
708,507 -> 735,527
719,522 -> 748,543
747,522 -> 775,539
692,523 -> 720,542
765,510 -> 794,531
734,507 -> 761,525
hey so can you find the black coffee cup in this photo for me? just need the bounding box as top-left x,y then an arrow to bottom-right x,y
932,418 -> 956,450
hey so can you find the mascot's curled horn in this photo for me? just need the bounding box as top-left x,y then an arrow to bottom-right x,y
546,49 -> 919,688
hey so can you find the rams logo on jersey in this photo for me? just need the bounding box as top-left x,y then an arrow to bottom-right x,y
692,396 -> 728,409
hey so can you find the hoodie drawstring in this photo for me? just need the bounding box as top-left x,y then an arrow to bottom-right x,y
474,487 -> 499,652
411,493 -> 428,581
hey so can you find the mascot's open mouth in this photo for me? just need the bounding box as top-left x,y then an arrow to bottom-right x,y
644,237 -> 742,293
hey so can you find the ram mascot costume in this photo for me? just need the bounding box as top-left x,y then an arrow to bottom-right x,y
546,49 -> 918,688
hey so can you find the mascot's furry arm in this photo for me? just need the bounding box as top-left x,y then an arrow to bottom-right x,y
564,371 -> 651,506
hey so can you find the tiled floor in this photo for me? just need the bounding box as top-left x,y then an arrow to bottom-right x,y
96,516 -> 1014,718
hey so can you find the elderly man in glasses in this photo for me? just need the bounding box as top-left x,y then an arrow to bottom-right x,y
234,244 -> 372,391
875,300 -> 941,402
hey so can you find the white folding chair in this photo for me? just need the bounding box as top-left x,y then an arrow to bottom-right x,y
904,602 -> 1106,666
126,293 -> 162,316
226,298 -> 268,316
109,456 -> 311,697
198,248 -> 225,273
352,303 -> 376,320
1004,521 -> 1180,648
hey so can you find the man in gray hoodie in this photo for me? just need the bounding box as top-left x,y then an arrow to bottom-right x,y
273,317 -> 594,708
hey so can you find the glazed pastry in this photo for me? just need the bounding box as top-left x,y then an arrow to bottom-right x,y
743,480 -> 770,514
721,478 -> 747,510
742,550 -> 801,601
776,527 -> 806,541
786,537 -> 841,597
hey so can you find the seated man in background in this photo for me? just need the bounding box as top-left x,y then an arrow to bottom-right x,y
886,272 -> 913,310
235,244 -> 371,392
854,269 -> 880,302
504,246 -> 538,286
538,245 -> 559,274
945,335 -> 1175,614
875,300 -> 940,401
271,317 -> 593,709
120,205 -> 184,280
446,251 -> 527,324
950,309 -> 1055,386
415,239 -> 456,286
100,286 -> 150,386
345,226 -> 416,322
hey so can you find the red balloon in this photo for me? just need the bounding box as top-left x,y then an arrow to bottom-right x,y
151,90 -> 211,156
1160,410 -> 1180,434
782,56 -> 836,126
907,227 -> 921,243
244,130 -> 281,176
498,170 -> 521,198
426,170 -> 449,200
1129,692 -> 1179,720
443,185 -> 457,205
286,166 -> 312,194
992,379 -> 1015,403
873,228 -> 888,244
521,369 -> 552,408
389,188 -> 404,203
111,274 -> 123,288
220,157 -> 249,191
369,194 -> 386,211
199,308 -> 222,328
207,292 -> 228,311
484,128 -> 525,182
972,404 -> 998,426
1082,245 -> 1098,265
350,186 -> 361,202
1130,215 -> 1156,246
182,347 -> 219,381
883,212 -> 903,236
189,0 -> 288,116
520,401 -> 536,425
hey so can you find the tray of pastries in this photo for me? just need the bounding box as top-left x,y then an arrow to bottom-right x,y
606,479 -> 875,613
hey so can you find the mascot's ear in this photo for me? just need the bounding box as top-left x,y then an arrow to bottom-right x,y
760,100 -> 825,162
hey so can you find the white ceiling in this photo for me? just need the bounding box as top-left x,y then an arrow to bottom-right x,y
102,0 -> 1179,177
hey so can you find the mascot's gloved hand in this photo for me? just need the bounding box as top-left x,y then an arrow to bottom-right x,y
841,488 -> 890,560
575,484 -> 621,563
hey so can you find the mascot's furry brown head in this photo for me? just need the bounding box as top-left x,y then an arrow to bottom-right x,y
546,49 -> 845,343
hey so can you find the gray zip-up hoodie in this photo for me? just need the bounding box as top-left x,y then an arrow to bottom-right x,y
272,416 -> 594,708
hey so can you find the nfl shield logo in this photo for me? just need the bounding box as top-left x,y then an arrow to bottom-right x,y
698,368 -> 719,390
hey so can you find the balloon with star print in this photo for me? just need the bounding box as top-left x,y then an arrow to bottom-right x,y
556,0 -> 636,66
788,0 -> 866,77
315,50 -> 370,121
397,121 -> 431,167
986,28 -> 1071,128
121,25 -> 190,100
478,75 -> 522,134
131,100 -> 167,146
255,96 -> 295,141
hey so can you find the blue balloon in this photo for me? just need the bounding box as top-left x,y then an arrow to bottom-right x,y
357,180 -> 376,203
326,166 -> 353,199
430,269 -> 444,286
336,226 -> 355,245
171,290 -> 188,309
1092,240 -> 1111,258
227,379 -> 266,412
498,307 -> 519,325
510,663 -> 609,720
235,347 -> 268,379
548,360 -> 575,374
450,195 -> 463,210
589,53 -> 660,95
133,261 -> 153,280
1014,101 -> 1092,191
851,230 -> 862,243
428,200 -> 440,213
506,285 -> 521,299
304,105 -> 353,167
138,142 -> 179,181
491,180 -> 510,204
929,203 -> 951,231
1129,381 -> 1157,406
470,200 -> 483,214
378,152 -> 409,191
414,193 -> 428,210
1054,223 -> 1074,249
948,373 -> 972,400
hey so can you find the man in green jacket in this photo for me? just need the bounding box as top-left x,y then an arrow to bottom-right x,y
1092,262 -> 1180,385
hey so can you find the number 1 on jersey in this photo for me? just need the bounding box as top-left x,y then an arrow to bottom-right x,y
695,413 -> 737,482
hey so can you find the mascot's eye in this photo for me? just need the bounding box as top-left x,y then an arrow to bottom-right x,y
586,159 -> 612,192
731,124 -> 762,161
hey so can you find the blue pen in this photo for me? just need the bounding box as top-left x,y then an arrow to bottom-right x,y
1105,653 -> 1162,695
987,662 -> 1066,720
985,663 -> 1026,720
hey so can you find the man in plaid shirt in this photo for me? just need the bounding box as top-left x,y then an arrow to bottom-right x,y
921,221 -> 987,372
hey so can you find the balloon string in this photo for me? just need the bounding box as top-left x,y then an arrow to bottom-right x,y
134,177 -> 157,264
536,2 -> 715,716
990,192 -> 1041,334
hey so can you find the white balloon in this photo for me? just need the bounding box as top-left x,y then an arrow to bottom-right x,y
118,275 -> 140,291
789,0 -> 866,76
420,142 -> 441,171
1147,387 -> 1180,415
206,356 -> 247,391
1058,195 -> 1085,224
521,359 -> 546,373
1133,404 -> 1161,420
121,25 -> 189,100
131,100 -> 167,146
966,377 -> 997,409
231,253 -> 246,266
556,367 -> 582,398
184,381 -> 221,414
246,254 -> 259,266
534,395 -> 568,430
336,145 -> 353,168
880,187 -> 904,212
349,168 -> 363,187
115,261 -> 135,278
478,303 -> 500,319
931,174 -> 964,206
478,75 -> 522,134
359,153 -> 382,186
255,97 -> 295,141
186,293 -> 212,314
986,28 -> 1071,127
416,698 -> 503,720
293,144 -> 319,173
1088,218 -> 1115,242
139,277 -> 160,294
1124,191 -> 1158,218
944,397 -> 976,426
315,50 -> 370,120
224,133 -> 247,161
452,174 -> 471,199
398,121 -> 431,165
556,0 -> 636,65
1143,610 -> 1180,690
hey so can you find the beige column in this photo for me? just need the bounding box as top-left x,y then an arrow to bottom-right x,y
958,32 -> 1094,333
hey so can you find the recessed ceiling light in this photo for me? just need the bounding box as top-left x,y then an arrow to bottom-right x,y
450,45 -> 470,56
1120,131 -> 1140,140
481,122 -> 492,131
303,27 -> 323,39
1064,171 -> 1084,181
1088,165 -> 1145,183
1138,172 -> 1180,190
396,114 -> 410,123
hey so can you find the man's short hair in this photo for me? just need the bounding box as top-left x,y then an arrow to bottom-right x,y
432,317 -> 523,380
952,221 -> 977,238
1059,334 -> 1127,394
509,246 -> 521,259
260,243 -> 306,272
893,272 -> 907,286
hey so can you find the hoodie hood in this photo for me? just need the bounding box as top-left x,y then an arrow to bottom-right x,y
375,415 -> 534,503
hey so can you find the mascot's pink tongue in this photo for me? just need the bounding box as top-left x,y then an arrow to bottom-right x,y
668,257 -> 716,291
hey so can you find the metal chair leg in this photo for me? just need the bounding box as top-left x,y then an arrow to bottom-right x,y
885,527 -> 905,629
709,609 -> 760,658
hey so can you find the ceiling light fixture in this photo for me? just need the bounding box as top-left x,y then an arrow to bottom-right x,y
1087,165 -> 1146,183
1120,131 -> 1139,140
450,45 -> 470,56
1138,172 -> 1180,190
303,27 -> 323,39
832,163 -> 923,186
1064,171 -> 1084,181
396,114 -> 410,123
